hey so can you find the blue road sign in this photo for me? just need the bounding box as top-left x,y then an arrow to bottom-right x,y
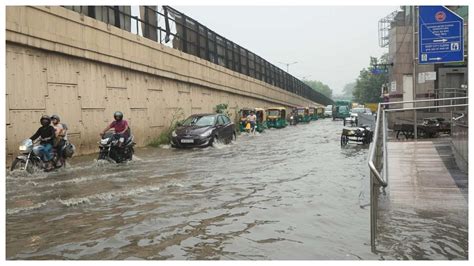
370,68 -> 388,75
419,6 -> 464,64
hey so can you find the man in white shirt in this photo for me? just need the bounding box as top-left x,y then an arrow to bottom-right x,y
246,111 -> 257,132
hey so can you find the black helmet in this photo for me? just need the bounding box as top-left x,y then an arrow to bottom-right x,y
40,115 -> 51,126
114,111 -> 123,121
51,114 -> 60,121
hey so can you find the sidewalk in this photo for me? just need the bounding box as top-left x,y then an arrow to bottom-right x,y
375,139 -> 468,259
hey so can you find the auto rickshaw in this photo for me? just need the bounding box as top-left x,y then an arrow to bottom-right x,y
238,108 -> 254,132
254,108 -> 267,133
308,107 -> 318,121
266,107 -> 288,128
316,107 -> 325,119
239,108 -> 267,133
295,107 -> 311,123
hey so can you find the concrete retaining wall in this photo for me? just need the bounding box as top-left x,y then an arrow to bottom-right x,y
6,6 -> 322,160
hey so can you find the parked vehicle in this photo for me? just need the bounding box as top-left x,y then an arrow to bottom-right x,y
171,113 -> 236,148
332,100 -> 351,121
254,108 -> 267,133
309,107 -> 318,121
266,107 -> 288,128
98,131 -> 135,163
295,107 -> 311,123
394,117 -> 451,140
10,138 -> 75,173
344,107 -> 364,126
316,107 -> 325,119
364,103 -> 378,114
340,125 -> 373,146
324,105 -> 333,118
418,117 -> 451,138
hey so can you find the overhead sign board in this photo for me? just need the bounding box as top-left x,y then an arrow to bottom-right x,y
418,6 -> 464,64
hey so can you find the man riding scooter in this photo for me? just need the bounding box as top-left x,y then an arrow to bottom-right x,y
246,111 -> 257,133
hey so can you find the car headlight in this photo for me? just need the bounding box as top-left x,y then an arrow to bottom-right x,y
100,138 -> 110,145
200,130 -> 212,138
172,130 -> 177,137
19,145 -> 27,151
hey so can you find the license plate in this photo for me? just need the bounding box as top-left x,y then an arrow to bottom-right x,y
180,139 -> 194,143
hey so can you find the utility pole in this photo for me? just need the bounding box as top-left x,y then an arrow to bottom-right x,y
412,6 -> 418,139
278,61 -> 298,73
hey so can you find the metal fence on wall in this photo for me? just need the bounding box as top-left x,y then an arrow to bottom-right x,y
63,5 -> 334,106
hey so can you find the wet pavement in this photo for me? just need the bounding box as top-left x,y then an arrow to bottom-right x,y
5,119 -> 465,260
375,139 -> 468,260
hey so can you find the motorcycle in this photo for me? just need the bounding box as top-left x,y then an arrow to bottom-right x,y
10,138 -> 75,173
289,113 -> 299,126
98,132 -> 135,163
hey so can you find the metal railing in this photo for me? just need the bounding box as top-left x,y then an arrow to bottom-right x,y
63,5 -> 333,106
368,96 -> 469,253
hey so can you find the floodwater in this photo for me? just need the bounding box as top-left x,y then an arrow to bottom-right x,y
5,119 -> 464,260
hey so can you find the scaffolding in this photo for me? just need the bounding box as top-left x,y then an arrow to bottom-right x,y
378,10 -> 399,48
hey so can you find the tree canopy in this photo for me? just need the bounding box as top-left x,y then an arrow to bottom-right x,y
352,56 -> 388,103
339,81 -> 356,100
303,80 -> 333,99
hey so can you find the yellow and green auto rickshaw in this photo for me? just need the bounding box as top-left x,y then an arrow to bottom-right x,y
309,107 -> 318,121
295,107 -> 311,123
316,106 -> 325,119
266,107 -> 288,128
238,108 -> 253,132
254,108 -> 267,133
239,108 -> 267,133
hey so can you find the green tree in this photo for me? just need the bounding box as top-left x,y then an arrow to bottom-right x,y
341,81 -> 356,100
303,80 -> 333,98
352,56 -> 388,103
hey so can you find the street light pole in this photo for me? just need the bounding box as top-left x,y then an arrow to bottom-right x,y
278,61 -> 298,73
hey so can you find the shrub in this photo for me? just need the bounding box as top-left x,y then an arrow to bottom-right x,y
148,108 -> 184,147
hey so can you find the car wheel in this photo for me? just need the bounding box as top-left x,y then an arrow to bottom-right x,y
210,135 -> 218,147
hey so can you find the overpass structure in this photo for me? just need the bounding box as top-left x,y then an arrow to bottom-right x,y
5,6 -> 332,159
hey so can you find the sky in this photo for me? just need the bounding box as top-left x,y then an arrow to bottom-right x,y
166,6 -> 399,95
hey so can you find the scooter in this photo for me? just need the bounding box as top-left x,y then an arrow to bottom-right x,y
244,121 -> 256,134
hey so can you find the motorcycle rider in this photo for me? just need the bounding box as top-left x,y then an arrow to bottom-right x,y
51,114 -> 68,165
100,111 -> 129,147
30,115 -> 56,170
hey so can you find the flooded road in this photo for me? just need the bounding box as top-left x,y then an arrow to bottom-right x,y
6,119 -> 377,260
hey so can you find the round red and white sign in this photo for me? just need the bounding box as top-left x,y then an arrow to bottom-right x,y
435,11 -> 446,22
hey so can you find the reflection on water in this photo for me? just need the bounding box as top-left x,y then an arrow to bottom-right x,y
6,119 -> 466,260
